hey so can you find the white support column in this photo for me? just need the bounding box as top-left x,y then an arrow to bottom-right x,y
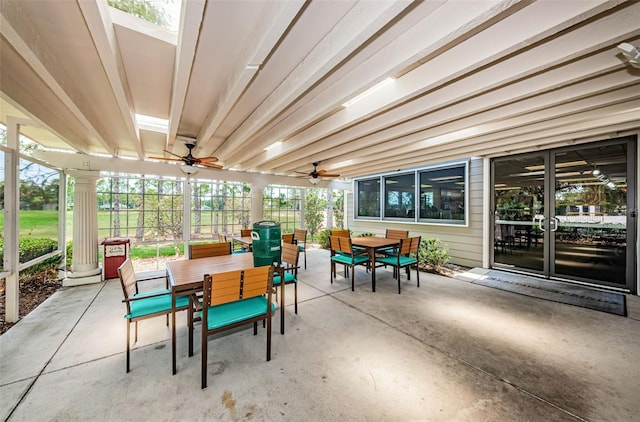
65,170 -> 102,286
482,157 -> 491,269
183,175 -> 192,258
251,181 -> 266,225
4,118 -> 20,322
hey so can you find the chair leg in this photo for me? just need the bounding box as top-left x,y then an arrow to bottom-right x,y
188,300 -> 194,358
201,327 -> 208,389
134,321 -> 138,342
416,264 -> 420,288
304,250 -> 307,269
266,315 -> 272,362
126,320 -> 131,373
351,265 -> 355,291
330,261 -> 334,284
294,283 -> 298,314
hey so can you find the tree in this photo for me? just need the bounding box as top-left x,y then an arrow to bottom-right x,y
304,188 -> 326,239
333,190 -> 345,229
107,0 -> 168,27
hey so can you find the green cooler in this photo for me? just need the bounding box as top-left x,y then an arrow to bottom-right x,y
251,220 -> 281,267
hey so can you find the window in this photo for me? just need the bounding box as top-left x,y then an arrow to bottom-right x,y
354,161 -> 467,225
263,186 -> 302,233
419,165 -> 466,224
384,173 -> 415,219
96,175 -> 184,241
192,180 -> 251,238
356,178 -> 380,218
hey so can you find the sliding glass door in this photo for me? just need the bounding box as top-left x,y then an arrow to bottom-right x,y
492,137 -> 636,292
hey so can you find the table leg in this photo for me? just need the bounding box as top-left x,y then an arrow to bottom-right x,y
279,267 -> 285,335
370,248 -> 376,292
171,293 -> 177,375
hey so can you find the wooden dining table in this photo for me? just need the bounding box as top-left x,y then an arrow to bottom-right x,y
230,235 -> 253,251
350,237 -> 400,292
166,252 -> 284,374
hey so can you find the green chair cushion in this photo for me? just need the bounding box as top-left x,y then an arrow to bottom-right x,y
377,255 -> 418,267
331,254 -> 369,265
298,245 -> 305,252
126,292 -> 189,319
201,296 -> 275,330
273,272 -> 297,285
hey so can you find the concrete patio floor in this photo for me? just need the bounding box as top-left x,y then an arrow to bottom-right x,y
1,248 -> 639,421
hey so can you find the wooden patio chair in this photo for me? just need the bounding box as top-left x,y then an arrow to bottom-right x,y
118,258 -> 189,372
293,228 -> 308,269
188,242 -> 232,259
379,229 -> 409,256
377,236 -> 421,293
275,242 -> 301,314
197,266 -> 275,389
329,235 -> 369,291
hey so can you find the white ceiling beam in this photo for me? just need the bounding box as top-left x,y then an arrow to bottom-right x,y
252,4 -> 640,173
266,51 -> 638,174
167,0 -> 206,150
0,0 -> 115,155
32,149 -> 350,190
78,0 -> 142,158
240,0 -> 625,172
215,0 -> 415,163
237,0 -> 524,170
338,105 -> 640,176
323,91 -> 640,175
195,0 -> 307,158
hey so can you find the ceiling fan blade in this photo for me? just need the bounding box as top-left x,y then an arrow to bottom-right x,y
316,169 -> 340,177
149,156 -> 183,162
294,171 -> 311,175
198,162 -> 223,169
197,156 -> 219,163
163,149 -> 184,159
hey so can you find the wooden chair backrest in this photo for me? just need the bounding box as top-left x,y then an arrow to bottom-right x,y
281,242 -> 300,269
409,236 -> 421,256
293,229 -> 307,243
282,233 -> 295,244
386,229 -> 409,240
189,242 -> 232,260
117,258 -> 138,301
240,229 -> 253,237
203,266 -> 273,307
330,235 -> 354,255
331,229 -> 350,238
217,233 -> 228,243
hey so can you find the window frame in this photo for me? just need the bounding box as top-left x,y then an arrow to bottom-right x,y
353,160 -> 469,226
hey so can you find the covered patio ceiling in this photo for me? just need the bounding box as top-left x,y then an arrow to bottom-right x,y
1,0 -> 639,182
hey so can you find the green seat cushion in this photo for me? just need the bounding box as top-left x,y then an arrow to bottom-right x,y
126,292 -> 189,319
298,245 -> 305,252
377,255 -> 418,267
331,254 -> 369,265
273,272 -> 297,285
201,296 -> 275,330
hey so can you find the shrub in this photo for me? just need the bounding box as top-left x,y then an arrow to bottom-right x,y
418,238 -> 450,270
356,232 -> 375,237
0,237 -> 58,264
318,229 -> 331,249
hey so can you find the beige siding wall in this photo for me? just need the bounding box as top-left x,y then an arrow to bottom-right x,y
346,158 -> 484,268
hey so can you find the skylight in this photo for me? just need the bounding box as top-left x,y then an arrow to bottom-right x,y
107,0 -> 181,32
136,113 -> 168,133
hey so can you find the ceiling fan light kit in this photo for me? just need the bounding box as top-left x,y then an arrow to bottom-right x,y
295,162 -> 340,184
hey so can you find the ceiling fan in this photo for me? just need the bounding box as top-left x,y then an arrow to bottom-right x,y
296,162 -> 340,184
150,142 -> 222,169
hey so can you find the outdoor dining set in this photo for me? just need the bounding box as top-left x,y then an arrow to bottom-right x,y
117,228 -> 421,388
